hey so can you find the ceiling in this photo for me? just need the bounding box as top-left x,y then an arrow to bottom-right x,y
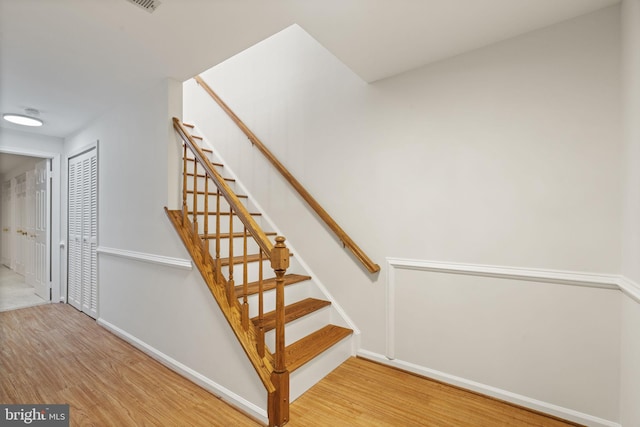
0,0 -> 620,142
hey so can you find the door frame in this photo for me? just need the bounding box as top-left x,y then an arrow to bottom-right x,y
0,147 -> 61,303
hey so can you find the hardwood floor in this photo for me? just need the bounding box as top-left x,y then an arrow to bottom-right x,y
289,358 -> 581,427
0,304 -> 259,427
0,304 -> 580,426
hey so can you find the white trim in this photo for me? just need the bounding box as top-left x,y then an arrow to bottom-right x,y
0,146 -> 58,159
97,318 -> 267,424
66,140 -> 98,160
387,257 -> 620,289
97,246 -> 192,270
356,349 -> 620,427
0,147 -> 61,305
386,257 -> 640,304
618,276 -> 640,303
385,257 -> 623,361
385,261 -> 396,359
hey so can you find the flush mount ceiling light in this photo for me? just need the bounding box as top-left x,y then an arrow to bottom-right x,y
3,109 -> 44,127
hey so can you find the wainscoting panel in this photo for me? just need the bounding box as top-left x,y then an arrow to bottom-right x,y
383,258 -> 622,426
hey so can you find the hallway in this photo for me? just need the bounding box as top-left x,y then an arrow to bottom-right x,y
0,265 -> 47,312
0,303 -> 578,426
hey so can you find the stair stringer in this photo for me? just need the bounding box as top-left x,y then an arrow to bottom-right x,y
164,208 -> 277,395
191,125 -> 360,401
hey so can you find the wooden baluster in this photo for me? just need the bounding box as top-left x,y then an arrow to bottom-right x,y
257,250 -> 265,358
242,227 -> 249,330
271,236 -> 289,371
182,143 -> 188,225
203,174 -> 209,257
269,236 -> 290,426
227,203 -> 234,306
192,161 -> 199,245
215,189 -> 221,283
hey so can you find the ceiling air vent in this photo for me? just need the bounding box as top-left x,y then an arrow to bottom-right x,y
125,0 -> 161,13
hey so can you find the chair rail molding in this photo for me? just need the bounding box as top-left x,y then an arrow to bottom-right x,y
97,246 -> 193,270
385,257 -> 625,360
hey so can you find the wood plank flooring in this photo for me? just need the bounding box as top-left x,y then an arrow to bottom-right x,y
0,304 -> 258,427
0,303 -> 580,426
288,358 -> 581,427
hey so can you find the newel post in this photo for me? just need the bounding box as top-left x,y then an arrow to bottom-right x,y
268,236 -> 290,426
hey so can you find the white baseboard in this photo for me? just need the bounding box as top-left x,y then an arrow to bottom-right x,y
97,318 -> 268,424
356,349 -> 620,427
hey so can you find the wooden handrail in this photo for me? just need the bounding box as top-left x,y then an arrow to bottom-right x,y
173,119 -> 291,425
173,117 -> 273,256
194,76 -> 381,274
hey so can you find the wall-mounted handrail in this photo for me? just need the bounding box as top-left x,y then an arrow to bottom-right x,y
194,76 -> 380,274
173,117 -> 273,256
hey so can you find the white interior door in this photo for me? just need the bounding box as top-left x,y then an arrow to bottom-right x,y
25,170 -> 36,287
13,174 -> 26,275
34,159 -> 50,300
1,181 -> 12,268
68,149 -> 98,318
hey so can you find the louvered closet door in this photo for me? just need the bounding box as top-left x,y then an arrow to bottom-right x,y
68,149 -> 98,318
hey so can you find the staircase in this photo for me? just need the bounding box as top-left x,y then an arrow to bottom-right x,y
166,118 -> 353,426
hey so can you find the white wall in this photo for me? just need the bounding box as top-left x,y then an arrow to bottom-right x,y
0,157 -> 39,182
620,0 -> 640,425
0,127 -> 64,156
185,6 -> 623,424
63,79 -> 268,421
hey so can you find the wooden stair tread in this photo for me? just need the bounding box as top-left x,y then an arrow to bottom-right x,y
184,160 -> 224,167
285,325 -> 353,372
188,211 -> 261,216
201,231 -> 276,239
187,190 -> 247,198
235,274 -> 310,298
253,298 -> 331,332
185,172 -> 234,182
220,253 -> 264,266
182,136 -> 205,142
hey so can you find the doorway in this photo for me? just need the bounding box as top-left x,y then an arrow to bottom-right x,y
0,154 -> 52,311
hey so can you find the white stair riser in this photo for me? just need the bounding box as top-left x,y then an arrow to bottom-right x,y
219,258 -> 272,285
263,305 -> 332,348
184,178 -> 237,194
241,281 -> 310,319
202,236 -> 262,258
289,334 -> 353,402
186,195 -> 249,211
189,214 -> 264,235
